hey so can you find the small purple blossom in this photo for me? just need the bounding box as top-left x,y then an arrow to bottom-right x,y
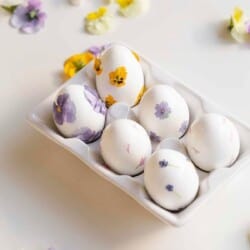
10,0 -> 47,34
84,85 -> 107,115
159,159 -> 168,168
88,44 -> 110,56
75,127 -> 102,143
53,93 -> 76,125
154,101 -> 171,120
179,120 -> 189,135
166,184 -> 174,192
149,131 -> 161,143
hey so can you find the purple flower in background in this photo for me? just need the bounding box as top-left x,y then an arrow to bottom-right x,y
53,93 -> 76,125
166,184 -> 174,192
154,101 -> 171,120
84,85 -> 107,115
10,0 -> 47,34
179,120 -> 188,135
246,20 -> 250,34
76,127 -> 102,143
159,159 -> 168,168
149,131 -> 161,143
88,44 -> 110,56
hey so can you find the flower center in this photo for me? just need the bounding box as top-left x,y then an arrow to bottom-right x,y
27,10 -> 38,20
73,60 -> 85,72
56,105 -> 62,113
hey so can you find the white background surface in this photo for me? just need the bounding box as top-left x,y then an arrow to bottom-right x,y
1,0 -> 250,249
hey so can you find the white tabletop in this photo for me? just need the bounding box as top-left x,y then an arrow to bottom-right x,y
1,0 -> 250,249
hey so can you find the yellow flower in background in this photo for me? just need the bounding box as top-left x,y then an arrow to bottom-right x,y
116,0 -> 150,17
64,52 -> 94,78
134,84 -> 146,105
109,66 -> 127,87
86,7 -> 107,21
228,7 -> 249,43
85,6 -> 114,35
105,95 -> 116,107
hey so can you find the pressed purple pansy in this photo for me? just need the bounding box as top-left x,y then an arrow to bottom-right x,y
53,93 -> 76,125
149,131 -> 161,143
154,101 -> 171,120
166,184 -> 174,192
84,85 -> 107,115
75,127 -> 102,143
10,0 -> 47,34
159,159 -> 168,168
179,120 -> 189,135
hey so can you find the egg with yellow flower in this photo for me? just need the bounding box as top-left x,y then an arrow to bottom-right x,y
95,45 -> 145,107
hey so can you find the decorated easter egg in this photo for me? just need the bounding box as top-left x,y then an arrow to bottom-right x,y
52,84 -> 106,143
95,45 -> 145,107
137,84 -> 189,142
186,113 -> 240,172
100,119 -> 152,175
144,149 -> 199,211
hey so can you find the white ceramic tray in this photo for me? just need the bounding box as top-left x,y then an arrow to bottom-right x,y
27,43 -> 250,226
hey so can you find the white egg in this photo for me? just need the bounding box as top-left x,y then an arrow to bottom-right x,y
137,84 -> 189,142
100,119 -> 152,175
144,149 -> 199,211
52,84 -> 106,143
95,45 -> 145,107
186,113 -> 240,172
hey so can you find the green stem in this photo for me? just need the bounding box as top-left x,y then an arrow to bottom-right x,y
1,5 -> 19,14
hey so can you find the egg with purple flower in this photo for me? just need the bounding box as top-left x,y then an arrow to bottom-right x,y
144,149 -> 199,211
137,85 -> 190,142
52,84 -> 106,143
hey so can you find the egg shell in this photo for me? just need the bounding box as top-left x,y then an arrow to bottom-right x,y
100,119 -> 152,175
144,149 -> 199,211
186,113 -> 240,172
52,84 -> 106,143
95,45 -> 144,107
137,84 -> 189,142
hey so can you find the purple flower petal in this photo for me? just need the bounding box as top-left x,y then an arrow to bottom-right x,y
84,85 -> 107,115
166,184 -> 174,192
10,6 -> 29,29
28,0 -> 42,9
149,131 -> 161,143
76,127 -> 102,143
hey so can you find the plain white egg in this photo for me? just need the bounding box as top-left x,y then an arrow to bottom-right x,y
144,149 -> 199,211
137,84 -> 189,142
52,84 -> 106,143
186,113 -> 240,172
95,45 -> 145,107
100,119 -> 152,175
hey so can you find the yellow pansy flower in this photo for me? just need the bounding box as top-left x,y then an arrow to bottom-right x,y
85,6 -> 114,35
64,52 -> 94,78
109,66 -> 127,87
105,95 -> 116,107
116,0 -> 150,17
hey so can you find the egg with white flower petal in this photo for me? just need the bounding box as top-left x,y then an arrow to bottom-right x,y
144,149 -> 199,211
186,113 -> 240,172
95,45 -> 145,107
137,84 -> 189,142
52,84 -> 106,143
